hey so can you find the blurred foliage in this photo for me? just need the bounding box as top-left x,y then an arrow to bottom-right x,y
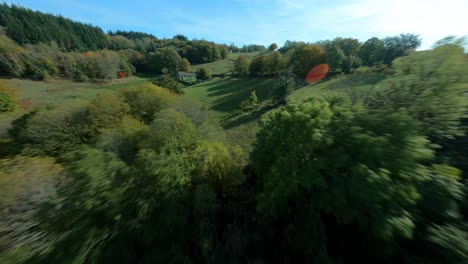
0,92 -> 15,112
19,105 -> 89,156
0,156 -> 62,255
251,97 -> 435,262
98,116 -> 148,163
366,44 -> 468,142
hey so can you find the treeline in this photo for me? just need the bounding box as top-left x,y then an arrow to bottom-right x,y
0,4 -> 107,51
0,35 -> 136,81
229,44 -> 267,53
0,3 -> 423,83
233,34 -> 421,78
1,44 -> 467,263
0,4 -> 232,80
0,31 -> 229,80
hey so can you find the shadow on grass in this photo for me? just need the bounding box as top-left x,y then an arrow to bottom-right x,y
222,104 -> 277,129
206,78 -> 258,97
208,78 -> 280,113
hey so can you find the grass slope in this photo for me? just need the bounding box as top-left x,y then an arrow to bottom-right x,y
183,77 -> 277,151
184,71 -> 387,150
289,71 -> 386,102
191,52 -> 260,75
0,70 -> 386,152
0,76 -> 150,138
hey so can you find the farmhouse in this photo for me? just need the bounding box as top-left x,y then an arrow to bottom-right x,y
176,71 -> 196,81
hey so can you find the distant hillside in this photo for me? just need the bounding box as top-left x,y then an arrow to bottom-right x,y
0,4 -> 107,51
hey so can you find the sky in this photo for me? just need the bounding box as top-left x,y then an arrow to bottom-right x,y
3,0 -> 468,49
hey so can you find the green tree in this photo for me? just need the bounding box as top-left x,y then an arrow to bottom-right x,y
324,38 -> 362,73
268,43 -> 278,51
152,75 -> 184,95
196,67 -> 211,81
140,109 -> 199,153
266,51 -> 285,74
86,93 -> 130,139
382,33 -> 421,64
233,55 -> 250,77
120,84 -> 175,124
150,47 -> 182,74
290,45 -> 326,78
98,116 -> 148,162
252,97 -> 433,261
240,90 -> 258,111
192,141 -> 246,192
249,55 -> 267,76
0,35 -> 26,77
365,44 -> 468,142
359,37 -> 386,66
21,105 -> 89,156
124,149 -> 193,262
0,92 -> 16,112
178,58 -> 191,72
86,50 -> 122,81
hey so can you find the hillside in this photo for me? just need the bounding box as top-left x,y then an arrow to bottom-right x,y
191,52 -> 260,75
0,77 -> 149,138
1,2 -> 468,264
182,77 -> 276,150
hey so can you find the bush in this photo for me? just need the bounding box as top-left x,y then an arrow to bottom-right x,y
196,68 -> 211,81
152,75 -> 184,95
140,109 -> 199,153
86,93 -> 130,139
0,92 -> 16,112
192,141 -> 246,192
98,116 -> 148,162
120,84 -> 175,124
21,105 -> 89,156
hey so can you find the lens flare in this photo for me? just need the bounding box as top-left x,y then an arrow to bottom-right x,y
306,64 -> 329,84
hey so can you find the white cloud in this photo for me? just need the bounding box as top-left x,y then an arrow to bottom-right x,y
272,0 -> 468,49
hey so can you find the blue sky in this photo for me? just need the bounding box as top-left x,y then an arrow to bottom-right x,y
3,0 -> 468,49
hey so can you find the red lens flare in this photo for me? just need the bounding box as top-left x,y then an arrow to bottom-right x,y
306,64 -> 329,84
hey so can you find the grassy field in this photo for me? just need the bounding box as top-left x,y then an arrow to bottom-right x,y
289,72 -> 386,101
1,70 -> 385,151
0,76 -> 151,138
183,77 -> 279,150
191,52 -> 260,75
183,71 -> 386,150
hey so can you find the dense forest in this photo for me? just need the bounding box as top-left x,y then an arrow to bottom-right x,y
1,3 -> 468,264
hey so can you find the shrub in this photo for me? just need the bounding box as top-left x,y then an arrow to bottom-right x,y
86,93 -> 130,139
152,75 -> 184,95
140,109 -> 199,153
0,93 -> 16,112
22,105 -> 89,156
